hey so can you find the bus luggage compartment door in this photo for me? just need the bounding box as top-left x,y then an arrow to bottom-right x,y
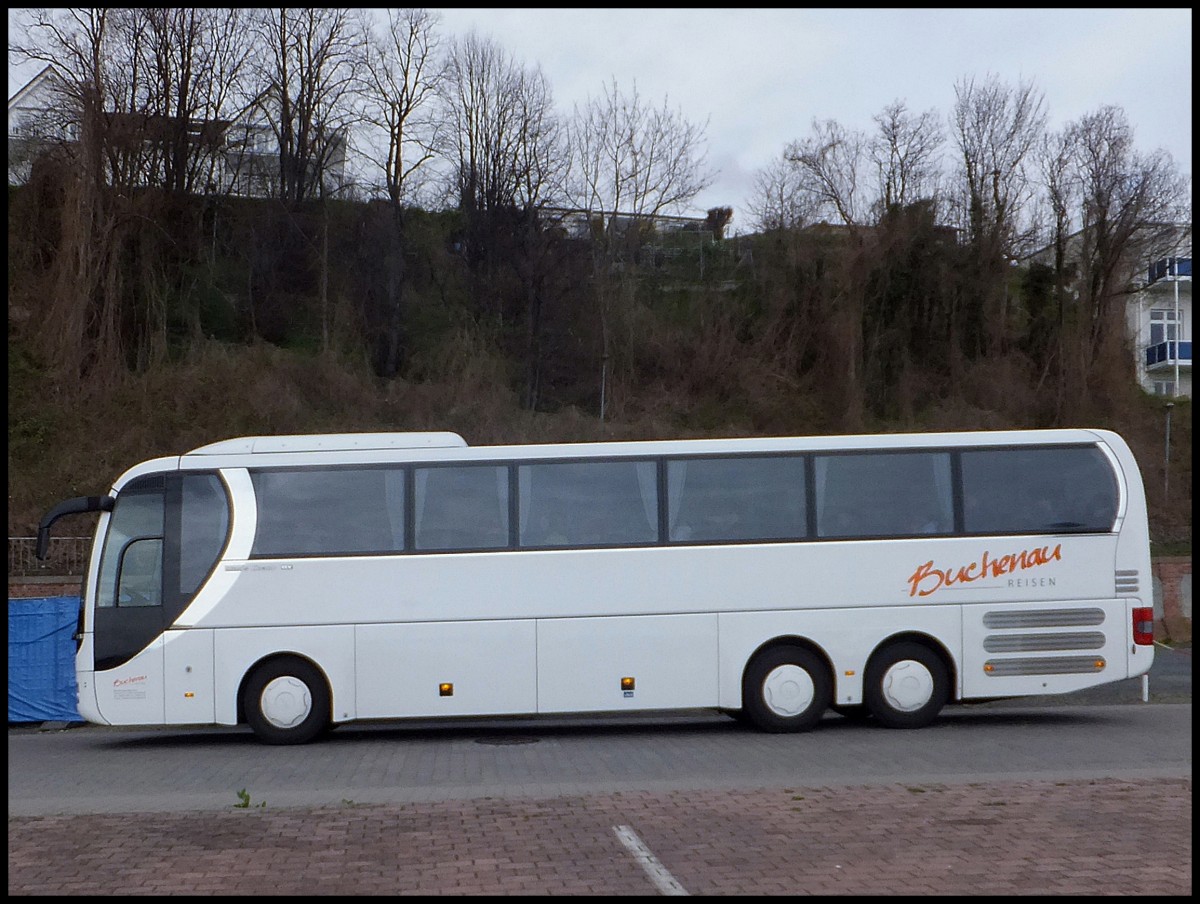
355,620 -> 537,718
536,613 -> 718,714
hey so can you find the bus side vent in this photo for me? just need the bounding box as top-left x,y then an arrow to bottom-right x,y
984,656 -> 1106,676
1114,569 -> 1140,594
982,608 -> 1105,629
983,632 -> 1106,653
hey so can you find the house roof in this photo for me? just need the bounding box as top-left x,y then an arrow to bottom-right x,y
7,64 -> 66,111
1020,222 -> 1192,267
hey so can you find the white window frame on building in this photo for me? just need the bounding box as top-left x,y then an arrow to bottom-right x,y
1149,308 -> 1183,345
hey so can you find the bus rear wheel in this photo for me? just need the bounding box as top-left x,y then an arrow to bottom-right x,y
864,642 -> 949,729
742,646 -> 831,733
243,657 -> 330,745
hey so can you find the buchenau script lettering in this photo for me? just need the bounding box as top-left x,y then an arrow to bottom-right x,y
906,544 -> 1063,598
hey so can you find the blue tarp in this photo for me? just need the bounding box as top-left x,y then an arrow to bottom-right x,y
8,596 -> 82,722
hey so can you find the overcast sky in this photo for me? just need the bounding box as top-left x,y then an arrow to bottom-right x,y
431,7 -> 1192,226
9,8 -> 1192,230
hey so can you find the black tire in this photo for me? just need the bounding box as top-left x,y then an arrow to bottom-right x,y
742,646 -> 831,733
243,657 -> 330,745
864,641 -> 950,729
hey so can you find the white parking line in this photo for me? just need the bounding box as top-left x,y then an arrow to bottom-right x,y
613,824 -> 689,896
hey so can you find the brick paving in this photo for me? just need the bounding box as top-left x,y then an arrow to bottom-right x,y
8,776 -> 1191,895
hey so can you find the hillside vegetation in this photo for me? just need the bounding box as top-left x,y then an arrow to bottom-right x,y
6,183 -> 1191,553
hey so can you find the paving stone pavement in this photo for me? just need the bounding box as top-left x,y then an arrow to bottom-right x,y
8,776 -> 1191,895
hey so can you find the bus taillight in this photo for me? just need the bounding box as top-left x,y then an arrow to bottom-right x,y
1132,607 -> 1155,646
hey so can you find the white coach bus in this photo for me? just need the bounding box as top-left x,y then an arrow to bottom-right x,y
36,428 -> 1155,744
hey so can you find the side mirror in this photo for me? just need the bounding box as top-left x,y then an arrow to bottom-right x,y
35,496 -> 114,559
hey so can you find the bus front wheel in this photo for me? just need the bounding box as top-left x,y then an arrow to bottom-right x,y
243,657 -> 331,745
742,646 -> 831,733
864,642 -> 949,729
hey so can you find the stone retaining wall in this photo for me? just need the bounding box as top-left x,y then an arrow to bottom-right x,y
1152,557 -> 1192,644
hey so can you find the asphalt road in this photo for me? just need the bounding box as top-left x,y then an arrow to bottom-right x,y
8,640 -> 1191,816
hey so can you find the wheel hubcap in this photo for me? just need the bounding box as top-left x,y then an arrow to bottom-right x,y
260,676 -> 312,729
880,660 -> 934,712
762,664 -> 815,717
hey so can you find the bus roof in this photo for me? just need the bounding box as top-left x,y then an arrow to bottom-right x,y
173,428 -> 1123,469
186,433 -> 468,455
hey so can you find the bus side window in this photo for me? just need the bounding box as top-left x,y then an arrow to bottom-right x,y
116,537 -> 163,607
667,456 -> 805,543
518,461 -> 657,548
414,465 -> 509,551
179,474 -> 230,595
251,468 -> 399,556
961,446 -> 1118,535
815,451 -> 951,539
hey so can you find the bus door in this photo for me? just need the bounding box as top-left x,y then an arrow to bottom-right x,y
91,474 -> 168,725
91,472 -> 230,726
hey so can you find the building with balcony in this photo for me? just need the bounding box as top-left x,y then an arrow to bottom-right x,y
1127,234 -> 1191,399
1022,223 -> 1191,400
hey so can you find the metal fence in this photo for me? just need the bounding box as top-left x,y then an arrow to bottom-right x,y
8,537 -> 91,577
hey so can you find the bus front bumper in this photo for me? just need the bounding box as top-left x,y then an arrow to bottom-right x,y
74,671 -> 110,725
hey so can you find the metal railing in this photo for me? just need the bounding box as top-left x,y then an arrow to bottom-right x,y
1148,257 -> 1192,283
1145,340 -> 1193,369
8,537 -> 91,577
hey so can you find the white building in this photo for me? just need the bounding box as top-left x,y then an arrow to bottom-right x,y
1127,227 -> 1192,398
7,64 -> 348,198
1022,223 -> 1191,400
7,64 -> 75,185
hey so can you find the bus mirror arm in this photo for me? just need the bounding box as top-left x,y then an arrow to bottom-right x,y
35,496 -> 114,560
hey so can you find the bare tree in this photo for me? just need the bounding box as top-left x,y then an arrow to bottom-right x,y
356,7 -> 446,377
747,153 -> 818,232
784,118 -> 868,228
564,77 -> 712,417
1068,106 -> 1187,362
360,7 -> 445,208
946,74 -> 1047,359
137,8 -> 256,195
13,8 -> 254,196
1025,125 -> 1081,402
9,8 -> 132,380
509,65 -> 570,409
869,100 -> 944,215
567,77 -> 713,235
440,31 -> 569,406
950,73 -> 1047,258
1024,107 -> 1188,415
248,7 -> 364,203
442,32 -> 520,213
440,32 -> 565,213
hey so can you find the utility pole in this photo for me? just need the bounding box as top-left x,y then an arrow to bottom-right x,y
1164,401 -> 1174,498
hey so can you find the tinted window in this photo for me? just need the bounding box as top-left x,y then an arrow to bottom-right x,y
179,473 -> 230,595
519,460 -> 657,547
98,475 -> 165,609
668,456 -> 806,542
962,446 -> 1118,534
815,451 -> 953,538
251,468 -> 404,556
414,465 -> 509,550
